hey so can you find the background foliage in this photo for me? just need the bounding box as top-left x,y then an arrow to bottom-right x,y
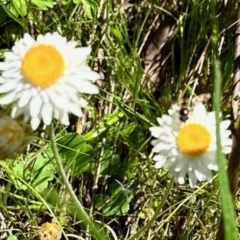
0,0 -> 239,239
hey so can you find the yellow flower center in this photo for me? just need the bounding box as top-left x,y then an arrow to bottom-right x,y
21,44 -> 65,87
177,123 -> 211,156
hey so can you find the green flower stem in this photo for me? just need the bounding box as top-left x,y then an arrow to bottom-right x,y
128,178 -> 174,240
50,124 -> 109,240
211,1 -> 238,239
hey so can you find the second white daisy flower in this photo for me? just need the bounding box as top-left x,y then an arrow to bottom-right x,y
0,32 -> 99,130
149,103 -> 232,187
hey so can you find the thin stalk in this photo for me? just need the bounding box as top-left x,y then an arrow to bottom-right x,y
211,1 -> 238,240
50,124 -> 109,240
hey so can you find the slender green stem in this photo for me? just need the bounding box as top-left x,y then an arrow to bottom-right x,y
50,124 -> 109,240
211,1 -> 238,239
128,178 -> 174,240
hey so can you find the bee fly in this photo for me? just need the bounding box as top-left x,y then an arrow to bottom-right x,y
178,93 -> 211,123
179,105 -> 190,122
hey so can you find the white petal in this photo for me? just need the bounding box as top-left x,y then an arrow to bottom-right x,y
73,81 -> 99,94
161,114 -> 172,125
221,138 -> 232,146
31,117 -> 41,130
4,52 -> 20,61
0,81 -> 18,93
221,129 -> 231,138
74,47 -> 91,64
60,112 -> 70,125
163,157 -> 176,168
36,34 -> 45,43
0,62 -> 13,70
177,176 -> 185,184
174,158 -> 188,172
208,162 -> 218,171
41,103 -> 53,125
220,120 -> 231,130
23,33 -> 35,47
2,69 -> 20,78
149,126 -> 164,138
206,111 -> 216,125
152,142 -> 172,152
70,103 -> 82,117
153,155 -> 167,168
194,170 -> 205,181
40,90 -> 49,103
154,159 -> 166,169
11,106 -> 24,118
0,77 -> 7,83
153,154 -> 166,161
18,89 -> 32,107
192,103 -> 207,119
176,166 -> 188,184
188,170 -> 198,188
76,68 -> 100,82
0,91 -> 17,104
30,96 -> 42,117
156,117 -> 164,126
79,98 -> 88,107
222,146 -> 232,154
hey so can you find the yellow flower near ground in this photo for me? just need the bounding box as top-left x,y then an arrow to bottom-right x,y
39,222 -> 61,240
0,115 -> 32,160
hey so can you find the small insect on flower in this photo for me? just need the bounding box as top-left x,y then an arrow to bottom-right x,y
0,114 -> 32,160
178,93 -> 211,122
39,222 -> 61,240
0,32 -> 100,130
149,96 -> 232,187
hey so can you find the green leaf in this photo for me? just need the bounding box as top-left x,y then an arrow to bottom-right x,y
0,6 -> 8,25
83,112 -> 124,141
102,191 -> 132,216
31,0 -> 56,10
31,153 -> 55,192
57,134 -> 86,158
11,0 -> 27,16
95,182 -> 133,216
94,193 -> 108,209
100,149 -> 121,177
111,28 -> 124,44
41,184 -> 61,205
10,151 -> 55,192
73,0 -> 98,19
61,0 -> 71,4
7,236 -> 18,240
0,2 -> 24,25
82,0 -> 93,19
11,161 -> 27,190
57,133 -> 94,175
72,144 -> 94,174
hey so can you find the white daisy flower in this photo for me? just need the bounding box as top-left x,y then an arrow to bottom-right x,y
0,115 -> 33,159
0,32 -> 99,130
149,103 -> 232,187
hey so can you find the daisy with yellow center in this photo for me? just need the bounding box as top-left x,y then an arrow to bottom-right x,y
0,32 -> 99,130
0,115 -> 32,159
149,103 -> 232,187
